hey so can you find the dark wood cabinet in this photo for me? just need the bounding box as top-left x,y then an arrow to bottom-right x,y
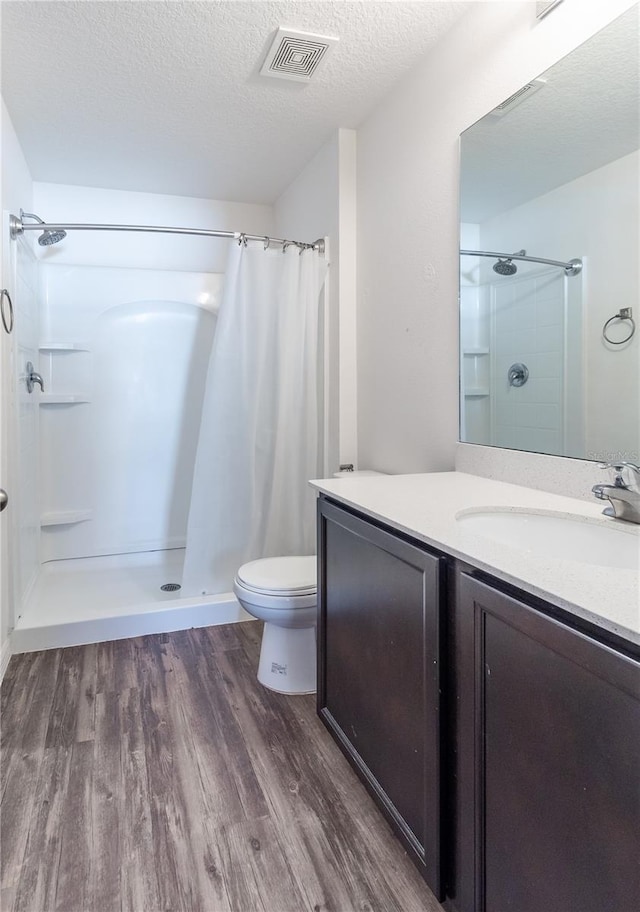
317,495 -> 640,912
452,571 -> 640,912
317,497 -> 445,899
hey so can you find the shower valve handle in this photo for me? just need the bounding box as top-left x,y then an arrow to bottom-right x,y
508,362 -> 529,387
26,362 -> 44,394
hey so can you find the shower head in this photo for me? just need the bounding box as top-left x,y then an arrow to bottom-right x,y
19,210 -> 67,247
493,258 -> 518,276
38,228 -> 67,246
492,249 -> 526,276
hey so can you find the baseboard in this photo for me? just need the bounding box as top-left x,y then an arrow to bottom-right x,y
0,634 -> 12,683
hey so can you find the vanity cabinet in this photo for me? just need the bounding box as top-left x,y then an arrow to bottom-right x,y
452,572 -> 640,912
317,494 -> 640,912
317,497 -> 445,899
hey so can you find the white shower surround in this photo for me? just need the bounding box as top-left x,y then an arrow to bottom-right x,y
2,182 -> 277,654
461,265 -> 583,457
12,259 -> 251,654
39,263 -> 221,562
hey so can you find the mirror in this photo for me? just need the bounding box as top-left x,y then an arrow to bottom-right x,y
459,6 -> 639,463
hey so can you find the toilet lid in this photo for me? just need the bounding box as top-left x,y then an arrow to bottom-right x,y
236,556 -> 317,595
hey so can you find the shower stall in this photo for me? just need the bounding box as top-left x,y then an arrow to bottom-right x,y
459,245 -> 584,456
7,212 -> 327,653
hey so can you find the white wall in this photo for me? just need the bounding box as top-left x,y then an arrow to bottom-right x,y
274,128 -> 357,474
1,100 -> 36,673
480,151 -> 639,463
356,0 -> 637,474
33,182 -> 274,273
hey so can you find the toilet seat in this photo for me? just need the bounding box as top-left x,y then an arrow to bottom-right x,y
233,578 -> 317,611
236,556 -> 317,597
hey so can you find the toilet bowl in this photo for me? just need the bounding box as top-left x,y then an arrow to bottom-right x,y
233,555 -> 317,695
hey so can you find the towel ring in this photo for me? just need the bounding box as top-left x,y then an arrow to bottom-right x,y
1,289 -> 14,335
603,308 -> 635,345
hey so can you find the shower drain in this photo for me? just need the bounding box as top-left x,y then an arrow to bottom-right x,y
160,583 -> 181,592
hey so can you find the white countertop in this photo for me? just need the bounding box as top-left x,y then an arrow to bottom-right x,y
310,472 -> 640,648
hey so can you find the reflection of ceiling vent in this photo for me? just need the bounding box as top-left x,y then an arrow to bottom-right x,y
260,28 -> 338,82
490,78 -> 546,117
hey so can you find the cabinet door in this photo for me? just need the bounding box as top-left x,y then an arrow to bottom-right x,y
317,498 -> 444,898
456,572 -> 640,912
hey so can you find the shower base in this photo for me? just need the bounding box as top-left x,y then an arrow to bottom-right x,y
12,548 -> 249,654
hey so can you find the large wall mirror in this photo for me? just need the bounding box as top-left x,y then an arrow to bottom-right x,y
459,6 -> 639,463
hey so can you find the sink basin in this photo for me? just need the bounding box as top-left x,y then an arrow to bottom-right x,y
455,509 -> 640,570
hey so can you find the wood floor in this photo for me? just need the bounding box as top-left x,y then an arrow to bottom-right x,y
1,622 -> 444,912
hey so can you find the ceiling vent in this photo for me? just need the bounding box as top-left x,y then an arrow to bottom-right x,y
260,28 -> 338,83
489,78 -> 546,117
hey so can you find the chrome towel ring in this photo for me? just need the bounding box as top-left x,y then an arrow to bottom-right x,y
1,288 -> 14,334
603,307 -> 635,345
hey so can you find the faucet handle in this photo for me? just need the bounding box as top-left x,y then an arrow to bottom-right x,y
598,461 -> 640,487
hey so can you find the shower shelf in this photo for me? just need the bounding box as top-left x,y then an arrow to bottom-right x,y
39,343 -> 90,352
39,394 -> 91,404
464,388 -> 490,397
41,510 -> 93,527
462,348 -> 489,355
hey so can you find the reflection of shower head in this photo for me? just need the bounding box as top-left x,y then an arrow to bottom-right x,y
493,249 -> 525,276
20,210 -> 67,246
493,258 -> 517,276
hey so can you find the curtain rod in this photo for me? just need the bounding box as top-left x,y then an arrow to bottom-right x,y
460,248 -> 582,276
10,213 -> 325,254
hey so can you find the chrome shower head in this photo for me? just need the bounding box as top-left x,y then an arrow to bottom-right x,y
38,228 -> 67,246
493,258 -> 517,276
493,250 -> 525,276
19,210 -> 67,247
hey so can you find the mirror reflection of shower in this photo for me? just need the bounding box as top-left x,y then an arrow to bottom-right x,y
459,242 -> 584,458
460,247 -> 582,276
493,251 -> 524,276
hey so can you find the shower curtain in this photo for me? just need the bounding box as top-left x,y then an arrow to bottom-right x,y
181,239 -> 329,597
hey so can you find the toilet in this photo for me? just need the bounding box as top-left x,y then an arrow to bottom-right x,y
233,555 -> 317,695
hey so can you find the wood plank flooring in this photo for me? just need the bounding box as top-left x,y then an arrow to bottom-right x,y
1,622 -> 444,912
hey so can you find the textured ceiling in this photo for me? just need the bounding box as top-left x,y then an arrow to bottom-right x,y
1,0 -> 470,203
460,5 -> 640,223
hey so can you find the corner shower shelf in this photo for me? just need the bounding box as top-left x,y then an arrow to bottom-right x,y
39,394 -> 91,405
41,510 -> 93,527
39,343 -> 90,352
464,388 -> 490,397
462,348 -> 489,355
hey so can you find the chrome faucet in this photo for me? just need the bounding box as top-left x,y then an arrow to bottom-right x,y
25,361 -> 44,394
592,462 -> 640,525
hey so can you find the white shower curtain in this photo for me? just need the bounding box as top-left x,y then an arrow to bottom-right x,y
181,239 -> 329,596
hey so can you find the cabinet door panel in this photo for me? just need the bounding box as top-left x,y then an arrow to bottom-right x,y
318,499 -> 443,896
459,573 -> 640,912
